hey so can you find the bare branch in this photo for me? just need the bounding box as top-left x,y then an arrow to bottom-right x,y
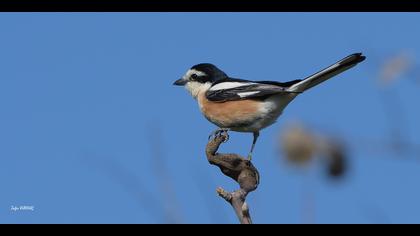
205,133 -> 260,224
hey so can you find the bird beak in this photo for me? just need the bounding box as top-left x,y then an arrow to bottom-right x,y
173,78 -> 187,86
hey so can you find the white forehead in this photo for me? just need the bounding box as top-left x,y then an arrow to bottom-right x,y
184,69 -> 207,78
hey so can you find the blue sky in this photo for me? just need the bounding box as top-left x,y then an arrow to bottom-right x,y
1,13 -> 420,224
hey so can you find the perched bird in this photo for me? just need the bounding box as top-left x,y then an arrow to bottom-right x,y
173,53 -> 366,160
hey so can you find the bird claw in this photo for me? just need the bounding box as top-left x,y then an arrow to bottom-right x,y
208,128 -> 230,143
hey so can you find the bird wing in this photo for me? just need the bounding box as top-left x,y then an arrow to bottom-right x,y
206,78 -> 301,102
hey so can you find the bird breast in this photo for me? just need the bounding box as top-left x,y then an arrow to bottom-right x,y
197,92 -> 297,132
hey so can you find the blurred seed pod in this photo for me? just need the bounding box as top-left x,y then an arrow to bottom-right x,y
378,51 -> 413,87
280,123 -> 317,167
327,145 -> 347,178
319,139 -> 347,179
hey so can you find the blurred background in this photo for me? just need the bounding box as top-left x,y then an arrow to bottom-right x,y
1,13 -> 419,224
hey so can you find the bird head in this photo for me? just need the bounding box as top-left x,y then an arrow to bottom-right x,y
173,63 -> 228,98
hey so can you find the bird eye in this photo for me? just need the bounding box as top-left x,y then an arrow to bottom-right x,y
191,74 -> 198,80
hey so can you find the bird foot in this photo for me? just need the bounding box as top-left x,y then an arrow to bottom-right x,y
208,128 -> 230,143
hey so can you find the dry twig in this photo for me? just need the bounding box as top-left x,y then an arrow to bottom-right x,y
205,133 -> 260,224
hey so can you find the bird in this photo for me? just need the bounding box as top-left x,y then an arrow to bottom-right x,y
173,53 -> 366,160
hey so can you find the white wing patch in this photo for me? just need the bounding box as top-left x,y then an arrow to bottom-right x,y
209,82 -> 255,91
237,91 -> 260,98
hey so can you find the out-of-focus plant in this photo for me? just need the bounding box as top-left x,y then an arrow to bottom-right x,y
280,123 -> 317,167
375,50 -> 420,157
279,122 -> 348,179
319,139 -> 347,179
378,51 -> 414,88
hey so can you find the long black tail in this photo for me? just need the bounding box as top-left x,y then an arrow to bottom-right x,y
287,53 -> 366,92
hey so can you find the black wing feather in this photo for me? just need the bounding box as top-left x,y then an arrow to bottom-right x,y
206,78 -> 301,102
